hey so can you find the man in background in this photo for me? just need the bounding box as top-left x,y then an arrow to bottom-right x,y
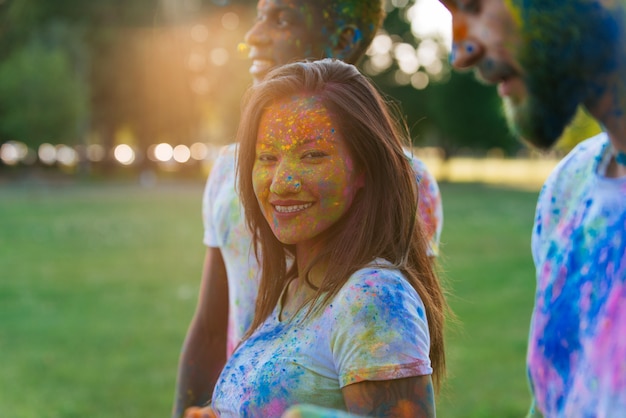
440,0 -> 626,416
172,1 -> 444,416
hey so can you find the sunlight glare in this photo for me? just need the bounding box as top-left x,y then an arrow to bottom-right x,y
408,0 -> 452,52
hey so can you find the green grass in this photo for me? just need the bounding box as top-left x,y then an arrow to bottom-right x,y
437,182 -> 538,418
0,180 -> 539,417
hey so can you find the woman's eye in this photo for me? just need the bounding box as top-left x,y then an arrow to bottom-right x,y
257,154 -> 277,162
302,150 -> 328,159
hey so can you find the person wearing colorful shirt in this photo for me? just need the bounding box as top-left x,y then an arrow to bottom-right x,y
440,0 -> 626,416
197,58 -> 448,418
172,1 -> 444,416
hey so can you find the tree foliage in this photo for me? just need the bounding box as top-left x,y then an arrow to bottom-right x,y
0,0 -> 592,168
0,40 -> 87,147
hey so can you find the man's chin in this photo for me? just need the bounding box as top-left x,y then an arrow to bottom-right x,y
503,96 -> 562,151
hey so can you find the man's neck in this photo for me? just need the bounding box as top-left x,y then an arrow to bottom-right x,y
586,72 -> 626,177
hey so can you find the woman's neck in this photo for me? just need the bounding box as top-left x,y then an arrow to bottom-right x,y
278,244 -> 329,322
295,242 -> 327,288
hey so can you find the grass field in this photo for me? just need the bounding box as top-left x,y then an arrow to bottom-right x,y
0,180 -> 539,417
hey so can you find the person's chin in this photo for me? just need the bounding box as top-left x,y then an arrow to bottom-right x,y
503,96 -> 561,150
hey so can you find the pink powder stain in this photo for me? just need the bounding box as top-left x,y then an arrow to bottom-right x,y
586,281 -> 626,389
550,267 -> 568,303
263,398 -> 289,416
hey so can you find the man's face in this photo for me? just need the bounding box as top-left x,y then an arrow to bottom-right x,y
244,0 -> 338,85
441,0 -> 614,149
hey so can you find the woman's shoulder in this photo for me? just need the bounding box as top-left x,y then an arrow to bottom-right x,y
337,259 -> 422,306
348,258 -> 409,282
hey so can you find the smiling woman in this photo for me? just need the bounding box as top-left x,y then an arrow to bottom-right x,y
252,94 -> 363,249
180,58 -> 451,418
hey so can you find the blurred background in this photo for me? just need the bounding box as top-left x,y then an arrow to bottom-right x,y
0,0 -> 604,417
0,0 -> 602,186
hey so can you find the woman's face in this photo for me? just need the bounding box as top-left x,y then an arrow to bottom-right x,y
252,94 -> 363,249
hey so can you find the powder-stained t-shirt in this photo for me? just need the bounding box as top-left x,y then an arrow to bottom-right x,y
529,133 -> 626,417
203,143 -> 443,355
211,261 -> 432,417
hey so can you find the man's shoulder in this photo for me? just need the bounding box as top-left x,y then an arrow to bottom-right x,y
216,142 -> 238,160
402,148 -> 429,174
536,132 -> 608,215
562,132 -> 607,165
208,143 -> 238,179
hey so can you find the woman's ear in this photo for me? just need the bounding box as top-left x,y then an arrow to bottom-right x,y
331,26 -> 362,62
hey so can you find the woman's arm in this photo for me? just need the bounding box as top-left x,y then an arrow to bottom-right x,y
342,375 -> 435,418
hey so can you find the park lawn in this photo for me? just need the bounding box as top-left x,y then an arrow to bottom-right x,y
0,180 -> 539,417
436,182 -> 538,418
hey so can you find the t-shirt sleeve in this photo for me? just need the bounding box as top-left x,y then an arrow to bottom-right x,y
408,153 -> 443,257
330,267 -> 432,387
202,145 -> 234,247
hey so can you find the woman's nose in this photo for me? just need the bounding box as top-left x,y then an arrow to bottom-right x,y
269,167 -> 301,195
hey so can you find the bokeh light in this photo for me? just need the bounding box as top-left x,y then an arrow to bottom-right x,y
56,145 -> 78,167
395,43 -> 420,74
0,141 -> 27,165
190,24 -> 209,42
411,72 -> 430,90
87,144 -> 105,162
38,143 -> 56,165
114,144 -> 135,165
153,142 -> 174,162
221,12 -> 239,30
190,142 -> 208,160
210,48 -> 229,66
173,144 -> 191,163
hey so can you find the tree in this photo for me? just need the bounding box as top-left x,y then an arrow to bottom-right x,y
0,41 -> 88,148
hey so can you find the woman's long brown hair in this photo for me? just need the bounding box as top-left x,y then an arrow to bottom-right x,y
236,59 -> 449,390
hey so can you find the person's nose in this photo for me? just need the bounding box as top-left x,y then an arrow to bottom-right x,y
269,161 -> 301,195
449,15 -> 484,70
244,19 -> 270,49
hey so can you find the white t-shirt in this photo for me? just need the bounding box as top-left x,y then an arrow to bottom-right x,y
211,261 -> 432,417
528,133 -> 626,417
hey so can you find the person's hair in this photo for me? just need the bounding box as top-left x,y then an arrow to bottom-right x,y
236,58 -> 448,390
322,0 -> 386,64
509,0 -> 626,147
